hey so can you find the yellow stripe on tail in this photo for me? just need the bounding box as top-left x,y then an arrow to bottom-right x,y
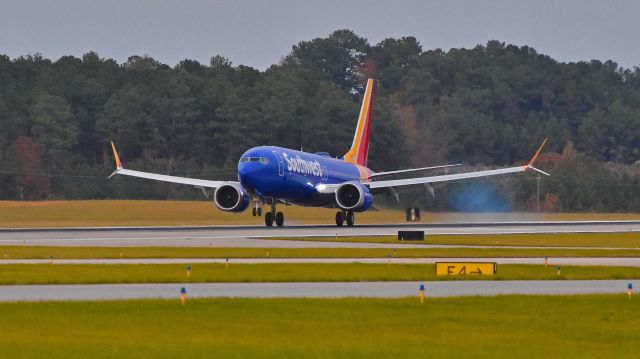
343,79 -> 374,166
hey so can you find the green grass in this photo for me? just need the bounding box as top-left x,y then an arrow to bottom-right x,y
1,263 -> 640,285
1,245 -> 639,260
270,232 -> 640,248
1,296 -> 639,358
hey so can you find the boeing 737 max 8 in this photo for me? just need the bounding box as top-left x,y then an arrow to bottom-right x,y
109,78 -> 549,227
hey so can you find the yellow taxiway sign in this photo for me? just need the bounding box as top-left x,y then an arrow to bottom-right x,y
435,262 -> 497,276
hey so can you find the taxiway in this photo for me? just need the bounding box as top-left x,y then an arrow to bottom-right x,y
0,280 -> 634,301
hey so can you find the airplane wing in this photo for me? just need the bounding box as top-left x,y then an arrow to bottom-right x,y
368,166 -> 526,189
368,138 -> 549,189
368,164 -> 461,178
316,139 -> 549,194
108,142 -> 224,189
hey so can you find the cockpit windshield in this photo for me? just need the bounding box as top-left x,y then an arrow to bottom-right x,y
239,157 -> 269,164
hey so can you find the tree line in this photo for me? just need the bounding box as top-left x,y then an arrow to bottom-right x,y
0,30 -> 639,212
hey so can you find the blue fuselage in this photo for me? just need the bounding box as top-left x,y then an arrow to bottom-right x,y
238,146 -> 369,207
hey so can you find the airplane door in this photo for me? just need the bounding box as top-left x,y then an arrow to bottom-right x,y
322,166 -> 328,181
272,151 -> 284,176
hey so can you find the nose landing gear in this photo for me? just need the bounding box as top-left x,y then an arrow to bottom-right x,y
252,198 -> 263,217
252,207 -> 263,216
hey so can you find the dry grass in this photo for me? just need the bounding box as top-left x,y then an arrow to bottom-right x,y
0,200 -> 405,227
0,200 -> 639,228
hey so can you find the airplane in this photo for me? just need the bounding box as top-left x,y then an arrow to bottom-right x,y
109,78 -> 549,227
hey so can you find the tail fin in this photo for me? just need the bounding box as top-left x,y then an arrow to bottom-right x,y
343,78 -> 374,167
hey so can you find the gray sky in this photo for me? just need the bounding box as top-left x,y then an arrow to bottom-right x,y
1,0 -> 639,70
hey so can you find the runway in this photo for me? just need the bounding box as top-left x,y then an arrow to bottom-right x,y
0,221 -> 638,247
2,257 -> 640,266
2,222 -> 637,302
0,280 -> 634,301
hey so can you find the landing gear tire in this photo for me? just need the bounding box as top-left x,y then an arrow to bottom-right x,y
275,212 -> 284,227
335,212 -> 344,227
252,208 -> 257,217
265,212 -> 274,227
257,207 -> 262,216
346,211 -> 355,227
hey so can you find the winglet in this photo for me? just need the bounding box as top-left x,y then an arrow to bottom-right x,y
526,138 -> 548,167
523,138 -> 550,176
110,141 -> 123,170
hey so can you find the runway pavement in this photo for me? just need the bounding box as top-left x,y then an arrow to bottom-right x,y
0,280 -> 635,301
2,257 -> 640,266
0,221 -> 638,247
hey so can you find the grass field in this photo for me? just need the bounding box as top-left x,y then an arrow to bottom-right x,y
1,295 -> 638,358
1,200 -> 639,227
270,232 -> 640,248
1,245 -> 639,259
1,263 -> 640,284
0,200 -> 400,227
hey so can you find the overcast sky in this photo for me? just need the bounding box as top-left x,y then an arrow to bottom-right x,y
1,0 -> 639,70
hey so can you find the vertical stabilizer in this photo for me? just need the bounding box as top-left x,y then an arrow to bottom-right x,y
343,78 -> 374,166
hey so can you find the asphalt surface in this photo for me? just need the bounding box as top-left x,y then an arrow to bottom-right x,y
0,221 -> 638,247
2,257 -> 640,266
0,280 -> 635,301
1,222 -> 636,302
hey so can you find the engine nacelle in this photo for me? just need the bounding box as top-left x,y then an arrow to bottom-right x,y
335,181 -> 373,212
214,183 -> 250,212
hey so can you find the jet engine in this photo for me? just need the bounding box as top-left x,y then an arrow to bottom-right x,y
214,183 -> 250,212
335,181 -> 373,212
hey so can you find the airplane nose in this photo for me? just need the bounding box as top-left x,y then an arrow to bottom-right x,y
237,152 -> 277,185
237,162 -> 256,177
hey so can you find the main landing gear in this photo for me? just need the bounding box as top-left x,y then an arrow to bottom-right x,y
264,202 -> 284,227
335,210 -> 355,227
